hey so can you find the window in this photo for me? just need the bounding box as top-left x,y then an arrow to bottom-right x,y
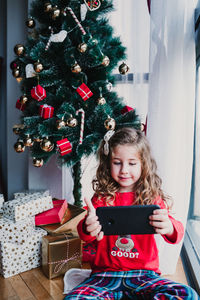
182,7 -> 200,293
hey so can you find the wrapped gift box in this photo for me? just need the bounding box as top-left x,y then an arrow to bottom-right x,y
56,138 -> 72,156
3,194 -> 53,222
76,83 -> 93,101
0,194 -> 4,213
42,234 -> 82,279
0,215 -> 35,244
35,199 -> 68,226
0,228 -> 47,278
16,99 -> 26,111
14,189 -> 50,199
31,84 -> 46,101
39,104 -> 54,119
39,203 -> 87,235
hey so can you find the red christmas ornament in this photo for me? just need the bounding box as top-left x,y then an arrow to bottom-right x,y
57,138 -> 72,156
31,84 -> 46,101
39,104 -> 54,119
76,83 -> 93,101
16,99 -> 26,111
121,105 -> 134,115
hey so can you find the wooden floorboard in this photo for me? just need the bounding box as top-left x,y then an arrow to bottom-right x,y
31,268 -> 64,300
0,258 -> 188,300
20,271 -> 53,300
0,275 -> 18,300
8,274 -> 35,300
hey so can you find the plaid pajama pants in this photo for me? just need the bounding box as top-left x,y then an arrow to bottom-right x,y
64,270 -> 200,299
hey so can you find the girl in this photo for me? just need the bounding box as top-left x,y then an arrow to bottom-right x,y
64,127 -> 199,299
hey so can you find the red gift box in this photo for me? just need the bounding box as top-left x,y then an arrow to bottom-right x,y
31,84 -> 46,101
121,105 -> 134,115
35,199 -> 68,225
16,99 -> 26,111
76,83 -> 93,101
39,104 -> 54,119
57,138 -> 72,156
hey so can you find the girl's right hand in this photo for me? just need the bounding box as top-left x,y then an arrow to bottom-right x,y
84,197 -> 104,241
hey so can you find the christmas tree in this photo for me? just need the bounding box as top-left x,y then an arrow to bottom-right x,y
11,0 -> 141,206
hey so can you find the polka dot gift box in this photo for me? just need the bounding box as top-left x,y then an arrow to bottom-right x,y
3,194 -> 53,222
0,215 -> 35,244
13,189 -> 49,199
0,194 -> 4,213
0,227 -> 47,278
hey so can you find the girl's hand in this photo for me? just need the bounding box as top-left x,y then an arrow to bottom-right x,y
84,197 -> 104,241
149,209 -> 174,237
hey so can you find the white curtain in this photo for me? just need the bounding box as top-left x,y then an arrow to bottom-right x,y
81,0 -> 150,202
110,0 -> 150,123
147,0 -> 197,274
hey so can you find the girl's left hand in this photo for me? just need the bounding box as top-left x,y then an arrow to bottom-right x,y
149,209 -> 174,237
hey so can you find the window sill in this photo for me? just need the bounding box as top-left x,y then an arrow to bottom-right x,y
182,220 -> 200,294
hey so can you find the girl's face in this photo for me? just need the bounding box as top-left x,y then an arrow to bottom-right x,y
110,144 -> 142,193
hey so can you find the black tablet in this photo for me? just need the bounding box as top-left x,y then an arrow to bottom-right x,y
96,205 -> 160,235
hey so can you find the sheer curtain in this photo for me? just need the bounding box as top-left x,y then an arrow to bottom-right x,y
80,0 -> 150,202
147,0 -> 197,274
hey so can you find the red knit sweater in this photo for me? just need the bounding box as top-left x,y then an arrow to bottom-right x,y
78,192 -> 184,274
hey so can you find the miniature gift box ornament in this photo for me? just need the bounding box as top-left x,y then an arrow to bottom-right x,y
76,83 -> 93,101
56,138 -> 72,156
16,99 -> 26,111
31,84 -> 46,101
39,104 -> 54,119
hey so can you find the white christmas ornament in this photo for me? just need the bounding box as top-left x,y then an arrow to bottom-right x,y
106,82 -> 113,92
80,3 -> 87,21
45,30 -> 68,51
25,64 -> 36,78
50,30 -> 68,43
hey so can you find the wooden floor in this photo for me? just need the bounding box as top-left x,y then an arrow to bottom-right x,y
0,258 -> 187,300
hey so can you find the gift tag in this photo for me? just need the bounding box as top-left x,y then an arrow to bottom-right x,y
25,64 -> 36,78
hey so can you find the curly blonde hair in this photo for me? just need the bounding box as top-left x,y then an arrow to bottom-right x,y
92,127 -> 172,208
